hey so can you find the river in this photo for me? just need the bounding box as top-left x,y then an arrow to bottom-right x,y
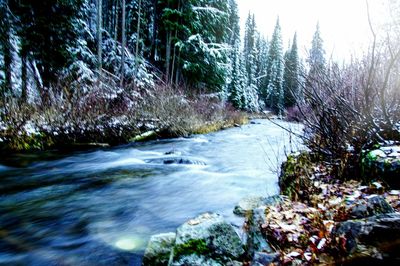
0,119 -> 302,265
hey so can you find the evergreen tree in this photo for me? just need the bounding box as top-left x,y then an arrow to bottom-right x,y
254,34 -> 268,101
227,0 -> 240,46
226,0 -> 244,107
0,0 -> 13,97
244,41 -> 260,111
243,13 -> 256,85
228,41 -> 244,109
308,22 -> 326,76
283,32 -> 300,108
240,12 -> 261,111
176,0 -> 230,91
10,0 -> 84,88
264,18 -> 284,114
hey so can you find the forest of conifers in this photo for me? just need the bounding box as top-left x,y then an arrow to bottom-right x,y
0,0 -> 331,151
0,0 -> 328,113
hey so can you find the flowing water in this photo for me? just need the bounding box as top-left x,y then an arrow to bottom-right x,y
0,119 -> 302,266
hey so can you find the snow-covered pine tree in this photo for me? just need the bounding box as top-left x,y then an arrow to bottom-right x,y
243,13 -> 256,86
240,12 -> 261,111
0,0 -> 13,97
239,51 -> 248,110
283,32 -> 300,108
264,17 -> 284,114
4,0 -> 85,105
228,41 -> 244,109
308,22 -> 326,77
244,40 -> 260,112
177,0 -> 230,92
255,34 -> 268,92
97,0 -> 103,82
226,0 -> 243,106
227,0 -> 240,46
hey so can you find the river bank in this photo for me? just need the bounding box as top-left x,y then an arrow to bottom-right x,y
143,150 -> 400,265
0,105 -> 249,154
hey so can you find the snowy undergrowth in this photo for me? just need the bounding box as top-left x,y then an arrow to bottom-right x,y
0,84 -> 246,152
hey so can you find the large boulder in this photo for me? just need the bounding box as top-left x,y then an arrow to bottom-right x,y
142,232 -> 176,265
171,213 -> 244,265
332,213 -> 400,264
143,213 -> 244,266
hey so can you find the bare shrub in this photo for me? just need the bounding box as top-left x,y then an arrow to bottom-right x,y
139,85 -> 201,137
297,6 -> 400,177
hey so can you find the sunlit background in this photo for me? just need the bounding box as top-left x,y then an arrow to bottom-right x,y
237,0 -> 388,61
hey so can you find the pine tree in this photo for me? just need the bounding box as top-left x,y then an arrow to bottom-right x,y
0,0 -> 13,97
228,41 -> 244,109
264,17 -> 284,114
120,0 -> 125,87
97,0 -> 103,82
244,41 -> 260,112
226,0 -> 243,108
283,32 -> 300,108
176,0 -> 231,91
308,23 -> 326,76
240,12 -> 262,111
243,13 -> 256,86
5,0 -> 84,105
227,0 -> 240,46
255,34 -> 268,90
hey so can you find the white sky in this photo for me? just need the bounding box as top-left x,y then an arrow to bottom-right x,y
236,0 -> 388,61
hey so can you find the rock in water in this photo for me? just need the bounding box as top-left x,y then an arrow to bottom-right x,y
145,157 -> 207,166
142,232 -> 176,265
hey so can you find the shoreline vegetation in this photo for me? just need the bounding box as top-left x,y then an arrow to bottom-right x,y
0,90 -> 253,153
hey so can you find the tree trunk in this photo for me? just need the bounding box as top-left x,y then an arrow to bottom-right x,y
20,48 -> 28,103
1,1 -> 13,97
150,0 -> 158,63
165,31 -> 172,84
97,0 -> 103,84
114,0 -> 119,43
135,0 -> 142,73
120,0 -> 126,88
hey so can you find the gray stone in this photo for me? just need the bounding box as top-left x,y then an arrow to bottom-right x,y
233,196 -> 267,216
171,254 -> 222,266
226,261 -> 243,266
332,213 -> 400,261
246,206 -> 273,258
349,195 -> 394,219
251,252 -> 280,266
145,157 -> 206,166
172,213 -> 244,264
244,195 -> 286,258
142,232 -> 176,266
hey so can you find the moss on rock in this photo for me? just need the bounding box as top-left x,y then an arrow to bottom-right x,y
174,239 -> 211,258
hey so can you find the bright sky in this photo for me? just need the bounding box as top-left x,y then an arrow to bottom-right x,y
236,0 -> 388,61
